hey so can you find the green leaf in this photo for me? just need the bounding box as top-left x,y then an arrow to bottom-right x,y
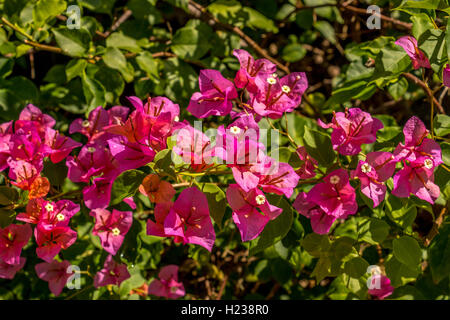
0,208 -> 15,228
0,58 -> 14,78
33,0 -> 67,27
358,218 -> 390,245
249,194 -> 293,255
418,29 -> 447,74
344,256 -> 369,278
153,149 -> 177,180
136,52 -> 160,80
303,127 -> 336,166
53,28 -> 91,57
387,77 -> 408,101
393,236 -> 422,268
103,47 -> 134,82
301,233 -> 331,258
81,71 -> 106,113
171,22 -> 213,60
106,32 -> 142,53
110,170 -> 147,206
385,255 -> 419,287
0,186 -> 19,206
428,222 -> 450,283
242,7 -> 278,33
42,158 -> 68,187
201,183 -> 227,229
447,17 -> 450,62
282,43 -> 307,63
66,59 -> 88,82
314,21 -> 336,44
385,194 -> 417,229
434,114 -> 450,136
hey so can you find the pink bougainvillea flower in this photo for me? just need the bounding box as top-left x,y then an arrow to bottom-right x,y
318,108 -> 383,156
147,202 -> 178,239
308,168 -> 358,218
444,64 -> 450,88
28,176 -> 51,200
69,106 -> 110,142
35,260 -> 73,296
395,36 -> 431,69
66,142 -> 117,183
129,96 -> 180,122
35,224 -> 77,262
139,174 -> 176,203
233,49 -> 277,93
91,209 -> 133,256
295,146 -> 318,179
293,192 -> 336,234
82,177 -> 115,210
0,120 -> 13,171
256,157 -> 300,198
19,104 -> 55,128
368,274 -> 394,300
0,224 -> 32,265
124,197 -> 136,210
172,124 -> 215,172
8,128 -> 48,168
392,163 -> 440,204
107,137 -> 156,172
148,265 -> 185,299
187,69 -> 238,118
394,116 -> 442,169
215,114 -> 264,165
0,257 -> 26,279
44,128 -> 82,163
94,255 -> 130,288
16,198 -> 44,224
163,187 -> 216,251
38,200 -> 80,229
250,72 -> 308,119
226,184 -> 282,241
351,151 -> 396,207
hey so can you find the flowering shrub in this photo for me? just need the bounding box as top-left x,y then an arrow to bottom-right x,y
0,0 -> 449,301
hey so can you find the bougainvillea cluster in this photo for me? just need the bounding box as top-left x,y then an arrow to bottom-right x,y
0,46 -> 445,301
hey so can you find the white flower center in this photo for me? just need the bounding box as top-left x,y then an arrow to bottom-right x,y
230,126 -> 241,135
174,116 -> 180,122
272,73 -> 278,78
361,163 -> 372,173
87,147 -> 96,153
266,77 -> 277,85
45,203 -> 54,212
424,159 -> 433,169
330,175 -> 340,184
296,75 -> 301,80
82,120 -> 90,128
56,213 -> 65,222
281,85 -> 291,94
255,195 -> 266,205
112,228 -> 121,236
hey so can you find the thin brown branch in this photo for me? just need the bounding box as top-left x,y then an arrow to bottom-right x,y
188,0 -> 290,74
341,4 -> 412,29
24,39 -> 63,54
103,9 -> 133,38
402,73 -> 445,114
424,207 -> 447,246
216,274 -> 229,300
